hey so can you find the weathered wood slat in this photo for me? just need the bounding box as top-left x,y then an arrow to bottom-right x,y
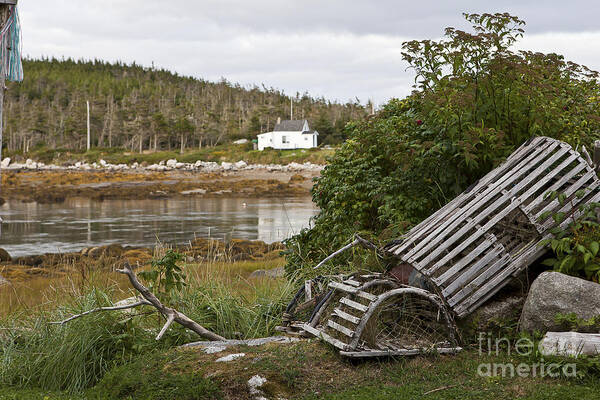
441,244 -> 505,297
407,142 -> 564,264
523,159 -> 586,214
327,320 -> 355,337
536,171 -> 599,223
344,279 -> 361,287
328,281 -> 358,293
428,234 -> 495,278
339,297 -> 369,312
389,137 -> 544,254
302,324 -> 348,350
446,253 -> 511,307
417,145 -> 571,272
339,347 -> 463,358
333,308 -> 361,324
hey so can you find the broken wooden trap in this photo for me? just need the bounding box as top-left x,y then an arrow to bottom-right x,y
278,136 -> 600,358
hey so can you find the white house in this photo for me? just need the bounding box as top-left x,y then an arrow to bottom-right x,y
257,118 -> 318,150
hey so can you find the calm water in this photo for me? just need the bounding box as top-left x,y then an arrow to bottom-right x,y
0,197 -> 318,257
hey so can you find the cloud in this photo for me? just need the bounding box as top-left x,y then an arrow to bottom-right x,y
18,1 -> 600,105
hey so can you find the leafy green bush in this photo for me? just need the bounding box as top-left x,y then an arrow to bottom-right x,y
285,12 -> 600,277
540,192 -> 600,282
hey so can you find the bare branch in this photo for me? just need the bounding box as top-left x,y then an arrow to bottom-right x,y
49,300 -> 152,325
313,234 -> 381,270
156,312 -> 175,340
116,263 -> 226,341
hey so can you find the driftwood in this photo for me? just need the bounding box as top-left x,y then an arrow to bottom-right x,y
313,235 -> 380,270
51,263 -> 226,342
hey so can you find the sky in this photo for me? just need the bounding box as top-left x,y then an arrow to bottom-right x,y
19,0 -> 600,106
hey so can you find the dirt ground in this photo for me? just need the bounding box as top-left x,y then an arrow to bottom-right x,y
0,169 -> 319,203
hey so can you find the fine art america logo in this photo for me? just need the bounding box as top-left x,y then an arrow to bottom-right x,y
477,333 -> 577,378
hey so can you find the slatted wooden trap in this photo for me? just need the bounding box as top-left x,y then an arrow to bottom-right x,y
385,136 -> 600,317
280,136 -> 600,357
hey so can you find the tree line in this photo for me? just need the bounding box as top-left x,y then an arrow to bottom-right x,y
4,58 -> 369,153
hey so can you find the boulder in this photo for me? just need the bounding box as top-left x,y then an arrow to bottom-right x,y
221,162 -> 233,170
0,248 -> 11,262
1,157 -> 10,168
166,159 -> 178,168
520,271 -> 600,333
234,160 -> 247,169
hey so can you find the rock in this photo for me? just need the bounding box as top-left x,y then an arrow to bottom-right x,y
175,162 -> 185,169
234,160 -> 247,169
266,266 -> 285,278
539,331 -> 600,357
249,270 -> 267,278
215,353 -> 246,362
520,271 -> 600,333
166,159 -> 178,168
221,162 -> 233,170
180,188 -> 207,195
459,295 -> 525,333
247,375 -> 268,398
87,246 -> 104,258
0,248 -> 11,262
233,139 -> 248,144
99,159 -> 107,167
1,157 -> 10,168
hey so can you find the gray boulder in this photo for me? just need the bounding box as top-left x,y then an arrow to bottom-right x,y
520,271 -> 600,333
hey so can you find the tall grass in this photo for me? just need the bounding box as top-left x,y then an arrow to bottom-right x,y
0,257 -> 293,392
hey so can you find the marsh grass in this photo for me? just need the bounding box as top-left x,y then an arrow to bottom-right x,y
0,254 -> 291,392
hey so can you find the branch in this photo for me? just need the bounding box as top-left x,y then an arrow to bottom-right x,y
49,300 -> 152,325
313,234 -> 381,270
116,263 -> 226,341
156,312 -> 175,340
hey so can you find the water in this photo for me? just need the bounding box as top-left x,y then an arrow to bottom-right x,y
0,197 -> 319,257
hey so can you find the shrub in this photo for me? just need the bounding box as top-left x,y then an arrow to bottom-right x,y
285,12 -> 600,276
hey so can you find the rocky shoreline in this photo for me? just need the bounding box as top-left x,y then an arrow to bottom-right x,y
0,159 -> 321,203
0,238 -> 286,283
0,157 -> 324,173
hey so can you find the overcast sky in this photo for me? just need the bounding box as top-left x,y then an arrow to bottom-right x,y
19,1 -> 600,105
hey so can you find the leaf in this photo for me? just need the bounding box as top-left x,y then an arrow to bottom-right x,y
591,242 -> 600,256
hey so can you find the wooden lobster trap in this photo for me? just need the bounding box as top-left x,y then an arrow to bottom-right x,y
279,136 -> 600,357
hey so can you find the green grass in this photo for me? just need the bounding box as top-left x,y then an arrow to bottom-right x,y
0,258 -> 292,393
6,144 -> 335,166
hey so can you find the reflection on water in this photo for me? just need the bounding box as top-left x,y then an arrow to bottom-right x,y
0,197 -> 318,257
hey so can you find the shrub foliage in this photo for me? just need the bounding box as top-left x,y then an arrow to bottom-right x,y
285,13 -> 600,277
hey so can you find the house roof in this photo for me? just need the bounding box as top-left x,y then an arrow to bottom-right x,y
273,119 -> 307,132
302,130 -> 318,135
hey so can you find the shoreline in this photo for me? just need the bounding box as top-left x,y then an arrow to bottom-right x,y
0,162 -> 321,203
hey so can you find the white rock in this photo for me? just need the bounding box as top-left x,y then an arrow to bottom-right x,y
233,138 -> 248,144
74,161 -> 82,168
175,162 -> 185,169
99,159 -> 107,167
166,159 -> 178,168
1,157 -> 10,168
215,353 -> 246,362
234,160 -> 247,169
539,331 -> 600,357
180,188 -> 207,195
221,162 -> 233,170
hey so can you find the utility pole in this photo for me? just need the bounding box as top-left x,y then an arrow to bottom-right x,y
86,100 -> 91,151
290,98 -> 293,120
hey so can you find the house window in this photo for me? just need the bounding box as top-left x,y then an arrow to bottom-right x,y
304,136 -> 308,141
282,136 -> 289,144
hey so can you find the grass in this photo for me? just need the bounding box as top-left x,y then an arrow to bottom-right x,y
2,252 -> 599,398
0,256 -> 291,393
7,341 -> 598,400
6,144 -> 335,166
